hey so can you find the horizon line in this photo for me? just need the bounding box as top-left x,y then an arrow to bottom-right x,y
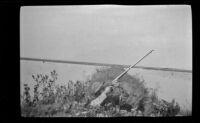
20,57 -> 192,73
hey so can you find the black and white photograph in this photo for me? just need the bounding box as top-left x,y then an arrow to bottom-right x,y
20,5 -> 192,117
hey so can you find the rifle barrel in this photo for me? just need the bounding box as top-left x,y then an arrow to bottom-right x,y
112,50 -> 154,83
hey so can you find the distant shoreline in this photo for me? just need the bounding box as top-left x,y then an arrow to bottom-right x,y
20,57 -> 192,73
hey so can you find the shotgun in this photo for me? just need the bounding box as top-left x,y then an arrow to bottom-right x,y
90,50 -> 154,106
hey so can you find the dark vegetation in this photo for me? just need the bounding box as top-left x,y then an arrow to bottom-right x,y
21,67 -> 181,117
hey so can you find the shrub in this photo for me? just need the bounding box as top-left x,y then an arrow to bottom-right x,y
21,68 -> 182,117
88,66 -> 148,107
21,84 -> 32,106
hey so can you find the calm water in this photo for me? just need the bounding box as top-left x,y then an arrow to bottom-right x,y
20,61 -> 192,111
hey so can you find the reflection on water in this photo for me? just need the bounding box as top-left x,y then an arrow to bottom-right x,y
20,61 -> 192,111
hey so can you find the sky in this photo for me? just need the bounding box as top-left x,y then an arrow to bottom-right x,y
20,5 -> 192,70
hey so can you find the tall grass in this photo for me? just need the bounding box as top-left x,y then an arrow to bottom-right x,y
21,67 -> 182,117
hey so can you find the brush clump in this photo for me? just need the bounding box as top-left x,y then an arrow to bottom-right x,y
21,68 -> 182,117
